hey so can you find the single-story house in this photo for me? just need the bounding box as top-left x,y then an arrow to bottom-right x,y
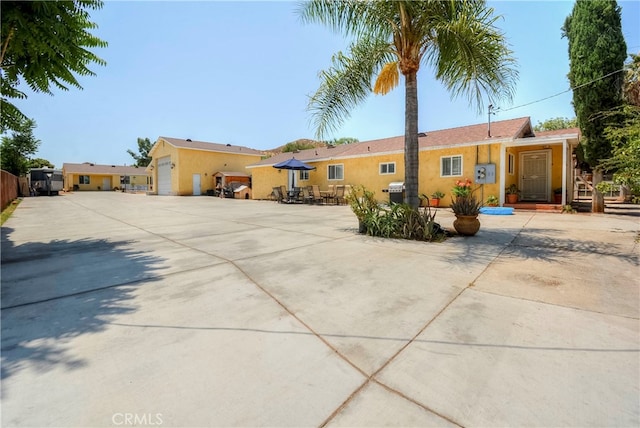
246,117 -> 581,207
147,137 -> 264,196
62,162 -> 150,192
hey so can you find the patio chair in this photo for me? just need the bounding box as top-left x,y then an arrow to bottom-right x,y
334,185 -> 345,205
311,185 -> 324,204
272,186 -> 285,203
301,186 -> 314,204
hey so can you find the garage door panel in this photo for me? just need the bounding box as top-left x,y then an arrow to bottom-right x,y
157,156 -> 171,195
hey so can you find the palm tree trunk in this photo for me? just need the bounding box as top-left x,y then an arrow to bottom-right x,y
404,72 -> 419,209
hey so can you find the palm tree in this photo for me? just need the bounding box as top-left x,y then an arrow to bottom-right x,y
299,0 -> 518,208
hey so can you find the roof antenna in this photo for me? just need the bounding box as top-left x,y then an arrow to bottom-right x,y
487,104 -> 495,138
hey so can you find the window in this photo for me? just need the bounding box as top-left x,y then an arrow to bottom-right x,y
508,153 -> 515,175
441,155 -> 462,177
328,164 -> 344,180
299,170 -> 309,181
379,162 -> 396,175
79,175 -> 90,184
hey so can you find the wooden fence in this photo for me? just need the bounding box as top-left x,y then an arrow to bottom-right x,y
1,170 -> 19,211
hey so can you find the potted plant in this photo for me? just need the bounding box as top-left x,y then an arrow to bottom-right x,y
505,184 -> 519,204
450,194 -> 481,236
486,195 -> 499,207
430,190 -> 445,207
450,179 -> 480,236
553,187 -> 563,204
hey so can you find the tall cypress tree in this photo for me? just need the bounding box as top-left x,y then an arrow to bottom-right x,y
562,0 -> 626,167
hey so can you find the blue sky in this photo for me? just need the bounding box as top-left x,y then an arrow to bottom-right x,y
11,0 -> 640,168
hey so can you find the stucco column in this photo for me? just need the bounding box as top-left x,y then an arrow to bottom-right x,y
499,144 -> 506,205
562,139 -> 567,206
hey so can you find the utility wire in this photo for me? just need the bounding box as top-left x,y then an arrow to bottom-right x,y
497,68 -> 625,112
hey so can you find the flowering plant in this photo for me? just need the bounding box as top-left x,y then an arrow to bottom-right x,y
452,178 -> 473,198
451,179 -> 479,215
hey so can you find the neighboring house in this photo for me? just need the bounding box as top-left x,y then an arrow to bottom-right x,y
247,117 -> 580,206
147,137 -> 264,196
62,162 -> 150,192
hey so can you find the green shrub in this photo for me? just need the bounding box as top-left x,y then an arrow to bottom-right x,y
347,187 -> 445,242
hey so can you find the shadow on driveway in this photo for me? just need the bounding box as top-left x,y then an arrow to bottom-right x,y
1,227 -> 165,382
457,227 -> 637,264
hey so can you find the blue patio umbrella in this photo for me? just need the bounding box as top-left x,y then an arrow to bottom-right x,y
272,157 -> 316,171
272,157 -> 315,189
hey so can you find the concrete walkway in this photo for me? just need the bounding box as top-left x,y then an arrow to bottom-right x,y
1,192 -> 638,427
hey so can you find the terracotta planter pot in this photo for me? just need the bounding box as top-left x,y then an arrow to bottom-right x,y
554,194 -> 562,204
431,198 -> 440,208
506,194 -> 518,204
453,214 -> 480,236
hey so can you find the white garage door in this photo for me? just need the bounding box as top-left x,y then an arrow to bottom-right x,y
157,156 -> 172,195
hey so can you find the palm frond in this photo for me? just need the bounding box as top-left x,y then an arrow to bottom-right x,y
425,0 -> 518,112
307,36 -> 392,139
298,0 -> 392,41
373,61 -> 399,95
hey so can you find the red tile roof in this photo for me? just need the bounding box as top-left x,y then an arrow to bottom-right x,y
248,117 -> 532,167
62,163 -> 149,175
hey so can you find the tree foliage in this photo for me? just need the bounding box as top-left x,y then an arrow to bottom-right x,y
600,105 -> 640,186
282,140 -> 318,152
533,117 -> 577,132
599,56 -> 640,188
1,0 -> 107,133
562,0 -> 626,167
127,137 -> 153,167
299,0 -> 517,208
27,158 -> 55,169
623,53 -> 640,107
0,119 -> 41,176
325,137 -> 359,146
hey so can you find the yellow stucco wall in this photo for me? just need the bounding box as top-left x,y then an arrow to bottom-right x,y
174,149 -> 262,195
417,144 -> 501,207
250,153 -> 406,201
65,173 -> 149,191
149,140 -> 262,196
64,173 -> 147,191
250,141 -> 568,206
252,144 -> 506,206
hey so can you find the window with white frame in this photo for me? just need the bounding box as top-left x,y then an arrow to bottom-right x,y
79,175 -> 90,184
440,155 -> 462,177
379,162 -> 396,175
328,164 -> 344,180
299,170 -> 309,181
508,153 -> 515,175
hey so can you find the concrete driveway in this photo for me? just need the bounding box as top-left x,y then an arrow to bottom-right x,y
1,192 -> 638,427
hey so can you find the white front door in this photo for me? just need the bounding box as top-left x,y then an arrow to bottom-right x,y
520,150 -> 551,201
102,177 -> 111,191
192,174 -> 201,196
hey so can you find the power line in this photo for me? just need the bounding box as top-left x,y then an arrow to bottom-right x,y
497,68 -> 625,113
